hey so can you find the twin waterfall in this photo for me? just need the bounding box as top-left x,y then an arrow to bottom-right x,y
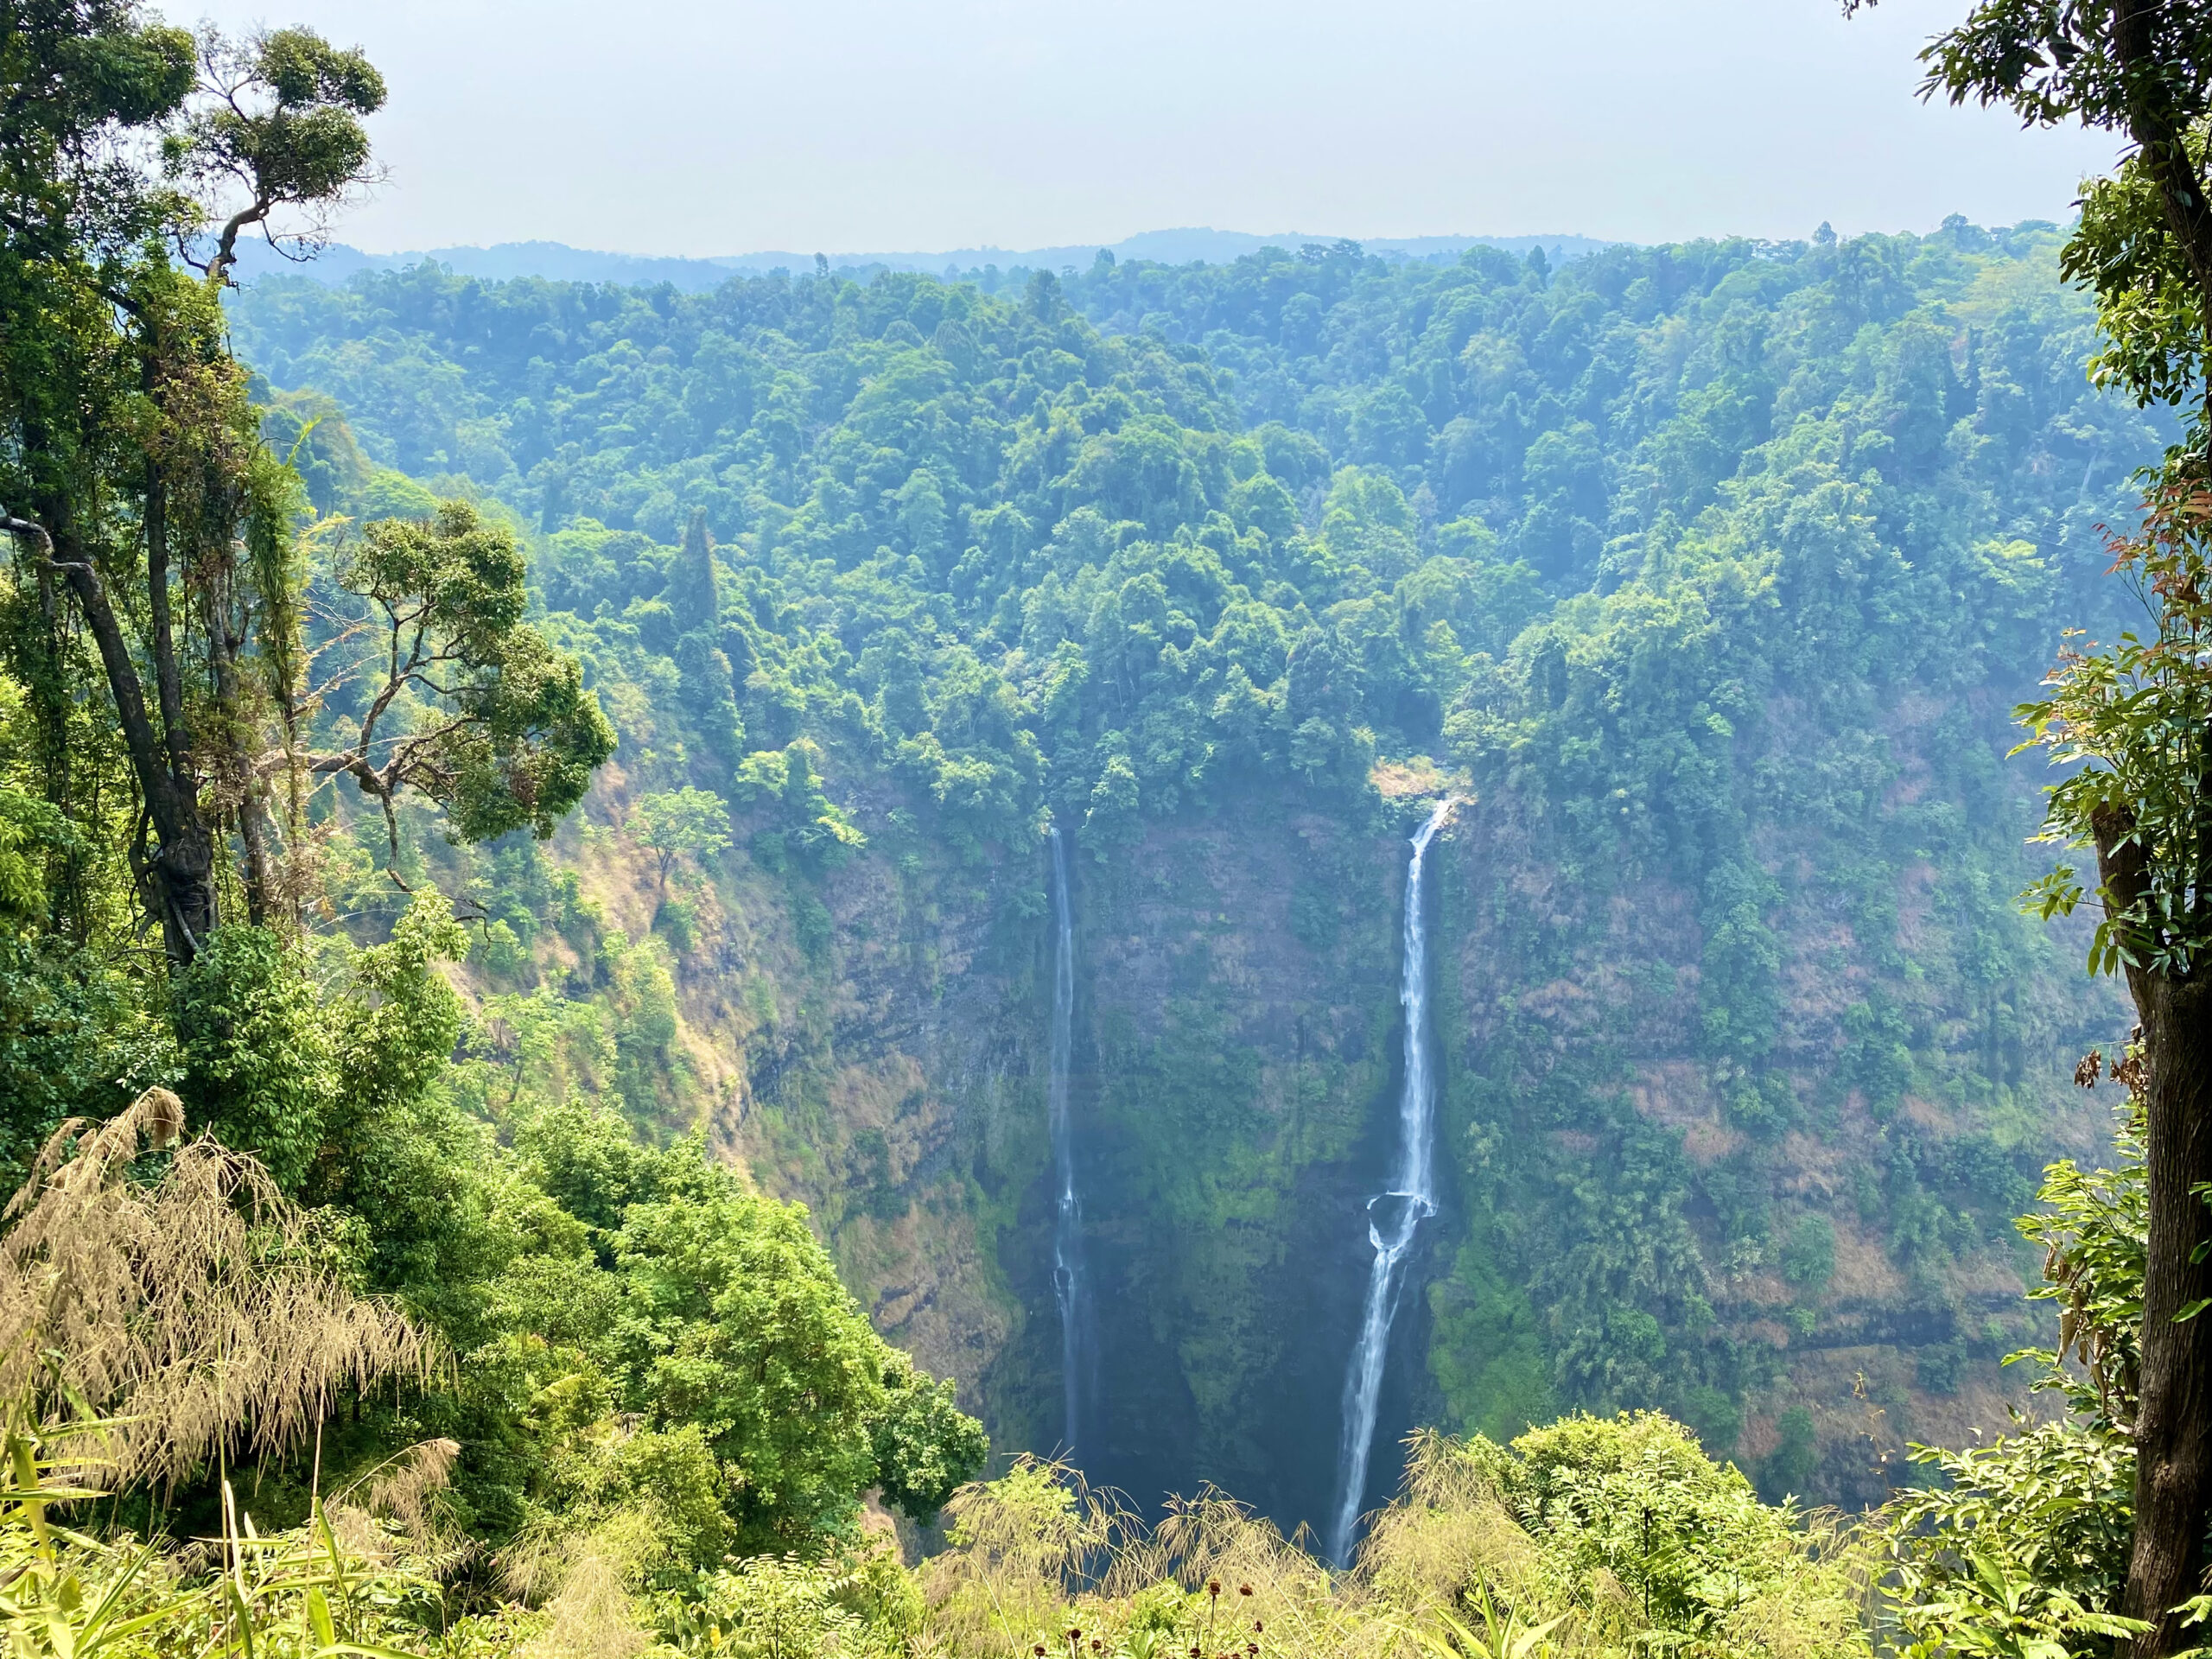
1326,797 -> 1459,1567
1046,827 -> 1096,1458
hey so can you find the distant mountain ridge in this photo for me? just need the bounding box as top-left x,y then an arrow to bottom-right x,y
229,227 -> 1624,290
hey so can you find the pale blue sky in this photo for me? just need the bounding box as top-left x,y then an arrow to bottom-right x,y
178,0 -> 2121,257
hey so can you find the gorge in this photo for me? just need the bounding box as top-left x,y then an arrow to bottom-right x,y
219,220 -> 2145,1534
15,0 -> 2212,1648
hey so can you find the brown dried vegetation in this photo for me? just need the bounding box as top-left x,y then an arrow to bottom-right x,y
0,1087 -> 434,1487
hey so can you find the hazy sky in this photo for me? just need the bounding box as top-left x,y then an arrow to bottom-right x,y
176,0 -> 2121,257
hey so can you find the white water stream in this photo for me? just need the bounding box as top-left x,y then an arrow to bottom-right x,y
1325,797 -> 1459,1567
1047,826 -> 1096,1458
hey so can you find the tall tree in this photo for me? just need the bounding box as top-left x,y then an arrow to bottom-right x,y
0,16 -> 381,963
1865,2 -> 2212,1648
630,786 -> 732,896
298,502 -> 613,887
0,16 -> 608,969
667,505 -> 720,625
2,3 -> 195,958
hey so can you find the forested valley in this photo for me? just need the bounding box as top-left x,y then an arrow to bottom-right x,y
221,212 -> 2151,1516
6,3 -> 2212,1658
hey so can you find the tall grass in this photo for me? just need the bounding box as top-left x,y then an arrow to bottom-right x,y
0,1092 -> 482,1657
0,1088 -> 432,1486
898,1417 -> 1873,1659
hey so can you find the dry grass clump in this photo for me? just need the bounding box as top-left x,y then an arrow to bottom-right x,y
522,1547 -> 650,1659
498,1505 -> 679,1659
1355,1433 -> 1541,1624
0,1087 -> 435,1486
922,1465 -> 1389,1659
356,1433 -> 464,1537
311,1433 -> 470,1574
907,1421 -> 1875,1659
923,1456 -> 1125,1656
1116,1491 -> 1360,1659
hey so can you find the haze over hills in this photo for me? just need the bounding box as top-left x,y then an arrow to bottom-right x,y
228,227 -> 1623,289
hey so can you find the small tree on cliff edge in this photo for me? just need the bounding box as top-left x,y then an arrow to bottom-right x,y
1847,2 -> 2212,1649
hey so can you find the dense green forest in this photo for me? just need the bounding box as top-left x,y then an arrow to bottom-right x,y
4,0 -> 2212,1656
219,216 -> 2148,1517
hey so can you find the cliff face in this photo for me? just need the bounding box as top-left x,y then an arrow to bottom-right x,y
509,770 -> 1418,1534
1427,715 -> 2117,1509
738,810 -> 1039,1413
519,756 -> 1047,1416
494,696 -> 2109,1543
1063,801 -> 1405,1529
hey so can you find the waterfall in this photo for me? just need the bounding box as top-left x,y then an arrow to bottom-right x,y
1326,796 -> 1459,1567
1047,825 -> 1096,1458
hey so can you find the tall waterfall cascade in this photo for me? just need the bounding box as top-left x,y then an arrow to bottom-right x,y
1326,796 -> 1460,1567
1046,826 -> 1096,1458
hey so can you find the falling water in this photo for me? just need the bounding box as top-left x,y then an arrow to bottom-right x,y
1046,825 -> 1096,1458
1326,796 -> 1459,1567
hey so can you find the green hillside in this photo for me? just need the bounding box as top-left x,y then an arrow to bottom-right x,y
219,221 -> 2149,1523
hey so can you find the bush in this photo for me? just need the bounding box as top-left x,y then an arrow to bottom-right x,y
1780,1216 -> 1837,1292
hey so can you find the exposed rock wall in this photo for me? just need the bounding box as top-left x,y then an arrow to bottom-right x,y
499,739 -> 2117,1531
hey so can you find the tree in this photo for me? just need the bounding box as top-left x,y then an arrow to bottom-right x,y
168,28 -> 387,285
631,786 -> 732,894
666,506 -> 720,625
1874,1 -> 2212,1645
2,5 -> 213,964
299,501 -> 615,883
170,919 -> 334,1190
2016,488 -> 2212,1653
614,1183 -> 922,1550
731,741 -> 864,868
0,16 -> 387,965
1885,1061 -> 2151,1659
871,1354 -> 989,1523
0,22 -> 593,970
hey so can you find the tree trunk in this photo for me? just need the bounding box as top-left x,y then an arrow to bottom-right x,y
2100,812 -> 2212,1658
204,569 -> 278,927
2124,972 -> 2212,1657
45,499 -> 218,968
16,546 -> 81,933
2115,2 -> 2212,308
2103,23 -> 2212,1640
